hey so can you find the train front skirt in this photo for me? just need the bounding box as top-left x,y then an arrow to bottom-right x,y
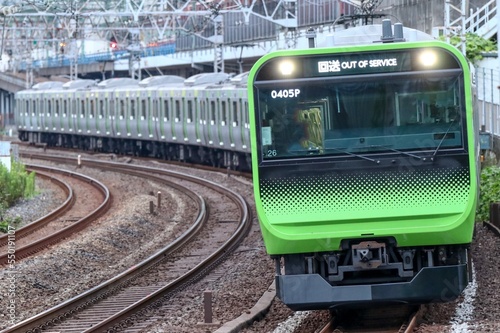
276,263 -> 469,311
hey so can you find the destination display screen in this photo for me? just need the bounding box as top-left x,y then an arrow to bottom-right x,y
254,48 -> 461,81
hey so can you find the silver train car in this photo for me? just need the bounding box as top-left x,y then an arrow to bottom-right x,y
14,72 -> 252,170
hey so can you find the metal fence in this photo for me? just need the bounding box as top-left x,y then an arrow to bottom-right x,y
476,66 -> 500,137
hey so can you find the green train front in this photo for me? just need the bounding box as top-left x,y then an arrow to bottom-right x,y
248,38 -> 478,310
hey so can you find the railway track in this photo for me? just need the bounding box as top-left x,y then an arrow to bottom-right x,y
0,164 -> 111,266
2,154 -> 252,333
319,305 -> 421,333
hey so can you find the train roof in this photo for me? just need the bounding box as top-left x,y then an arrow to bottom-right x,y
97,77 -> 139,89
320,21 -> 435,47
32,81 -> 64,90
62,79 -> 97,90
184,73 -> 230,86
138,75 -> 185,87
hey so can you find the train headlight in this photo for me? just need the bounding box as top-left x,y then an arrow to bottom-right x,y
419,50 -> 437,67
279,60 -> 295,76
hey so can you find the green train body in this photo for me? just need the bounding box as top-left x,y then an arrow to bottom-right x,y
248,22 -> 479,310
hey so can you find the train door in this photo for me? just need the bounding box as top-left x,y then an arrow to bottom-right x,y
70,93 -> 77,134
220,98 -> 230,147
141,91 -> 152,139
35,94 -> 43,132
242,98 -> 250,150
15,94 -> 27,133
173,96 -> 181,141
117,93 -> 127,136
151,91 -> 160,141
185,97 -> 197,143
54,94 -> 62,131
108,92 -> 116,136
31,97 -> 38,131
62,98 -> 69,132
160,93 -> 170,141
231,97 -> 240,149
89,94 -> 97,134
199,96 -> 209,146
157,92 -> 166,140
97,93 -> 106,135
136,91 -> 147,139
193,96 -> 202,144
45,94 -> 52,131
205,95 -> 218,146
102,94 -> 111,136
16,95 -> 26,131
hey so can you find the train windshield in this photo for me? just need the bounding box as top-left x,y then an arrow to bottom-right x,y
255,70 -> 466,161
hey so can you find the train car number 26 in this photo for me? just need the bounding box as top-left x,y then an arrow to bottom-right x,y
271,89 -> 301,99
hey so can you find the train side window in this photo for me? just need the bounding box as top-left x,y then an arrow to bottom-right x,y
232,101 -> 238,127
210,101 -> 216,125
55,100 -> 59,117
187,100 -> 193,123
90,100 -> 95,119
72,100 -> 77,117
63,100 -> 67,117
175,100 -> 180,122
99,100 -> 104,119
141,99 -> 146,120
221,100 -> 227,126
25,100 -> 29,116
32,100 -> 36,117
120,100 -> 125,119
130,99 -> 136,120
47,100 -> 52,117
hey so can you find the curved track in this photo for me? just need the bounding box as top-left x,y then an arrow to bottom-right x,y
2,154 -> 252,333
0,164 -> 111,266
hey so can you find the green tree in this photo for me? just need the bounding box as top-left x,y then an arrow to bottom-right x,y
444,32 -> 496,64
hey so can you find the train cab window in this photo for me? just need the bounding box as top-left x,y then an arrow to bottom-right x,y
119,100 -> 125,119
90,100 -> 95,118
187,100 -> 193,123
232,101 -> 238,127
99,100 -> 104,119
141,99 -> 146,120
256,73 -> 465,160
210,101 -> 216,125
175,100 -> 180,122
130,99 -> 136,120
221,100 -> 227,126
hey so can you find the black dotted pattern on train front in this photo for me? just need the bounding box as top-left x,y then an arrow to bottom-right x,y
259,167 -> 470,217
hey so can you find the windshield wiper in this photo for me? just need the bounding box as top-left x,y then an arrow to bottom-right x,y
324,147 -> 380,164
368,145 -> 423,160
431,118 -> 457,161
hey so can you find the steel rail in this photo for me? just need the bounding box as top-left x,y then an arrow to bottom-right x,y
0,164 -> 111,266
